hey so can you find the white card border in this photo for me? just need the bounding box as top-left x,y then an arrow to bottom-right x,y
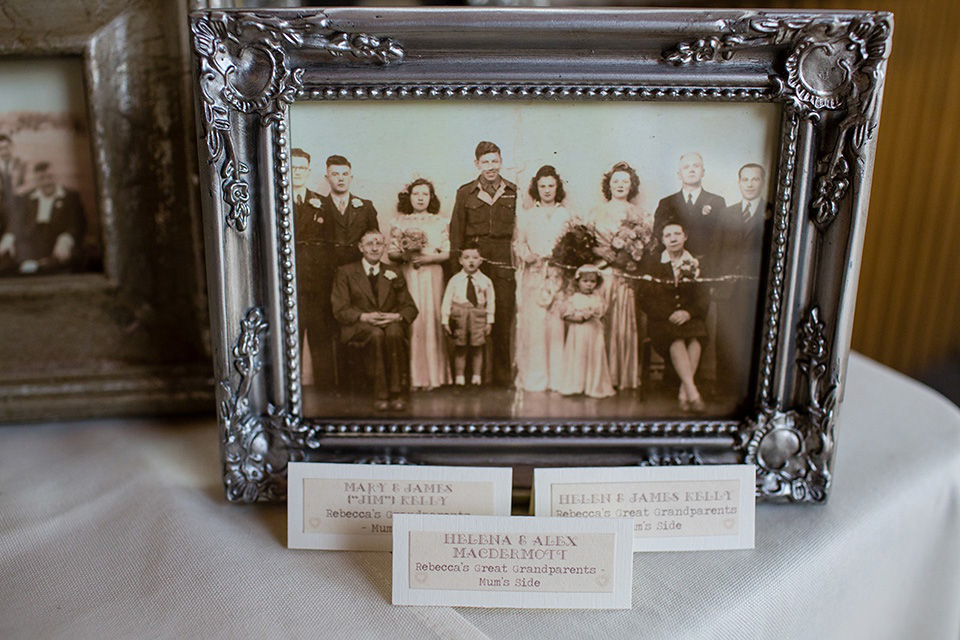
288,462 -> 513,551
392,513 -> 634,609
533,465 -> 756,552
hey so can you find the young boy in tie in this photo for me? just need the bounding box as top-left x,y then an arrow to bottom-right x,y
441,241 -> 495,386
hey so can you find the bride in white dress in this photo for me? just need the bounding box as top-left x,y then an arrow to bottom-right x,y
513,165 -> 572,392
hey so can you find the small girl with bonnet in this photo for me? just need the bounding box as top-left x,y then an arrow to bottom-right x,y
557,264 -> 615,398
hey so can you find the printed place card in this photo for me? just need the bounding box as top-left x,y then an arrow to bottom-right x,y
392,514 -> 634,609
288,462 -> 513,551
533,465 -> 756,552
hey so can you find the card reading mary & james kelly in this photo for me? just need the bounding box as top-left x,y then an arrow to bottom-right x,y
288,462 -> 512,551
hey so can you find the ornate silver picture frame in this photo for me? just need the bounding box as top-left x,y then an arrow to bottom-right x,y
0,0 -> 211,421
190,8 -> 892,503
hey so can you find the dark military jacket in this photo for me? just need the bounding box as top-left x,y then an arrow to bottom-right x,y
449,177 -> 517,266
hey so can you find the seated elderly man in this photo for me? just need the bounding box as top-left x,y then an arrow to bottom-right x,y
0,161 -> 86,275
330,230 -> 418,411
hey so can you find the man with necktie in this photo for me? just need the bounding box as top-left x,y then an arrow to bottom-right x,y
331,231 -> 418,411
714,163 -> 772,406
292,148 -> 336,389
449,141 -> 516,387
653,152 -> 727,263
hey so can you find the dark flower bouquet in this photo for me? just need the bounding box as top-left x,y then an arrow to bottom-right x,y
551,224 -> 599,272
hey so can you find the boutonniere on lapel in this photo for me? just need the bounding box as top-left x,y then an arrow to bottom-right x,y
55,199 -> 63,209
701,204 -> 712,216
309,197 -> 322,208
351,197 -> 363,209
383,270 -> 398,281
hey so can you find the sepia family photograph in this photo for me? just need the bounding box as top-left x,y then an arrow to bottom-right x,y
0,57 -> 99,278
290,101 -> 780,420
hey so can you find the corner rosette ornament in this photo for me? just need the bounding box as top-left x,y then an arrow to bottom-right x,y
744,411 -> 815,500
744,306 -> 838,502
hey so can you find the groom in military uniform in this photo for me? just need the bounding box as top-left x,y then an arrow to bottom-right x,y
449,141 -> 517,387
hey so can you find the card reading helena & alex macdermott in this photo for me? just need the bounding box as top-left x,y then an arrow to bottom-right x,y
392,513 -> 634,609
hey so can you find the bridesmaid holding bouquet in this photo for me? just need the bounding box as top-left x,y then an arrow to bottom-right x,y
388,178 -> 451,389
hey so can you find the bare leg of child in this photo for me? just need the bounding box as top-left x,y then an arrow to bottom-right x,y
470,347 -> 483,385
454,348 -> 467,386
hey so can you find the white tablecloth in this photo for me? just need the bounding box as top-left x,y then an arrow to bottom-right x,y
2,353 -> 959,640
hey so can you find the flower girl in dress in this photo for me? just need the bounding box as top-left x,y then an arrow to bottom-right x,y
558,264 -> 615,399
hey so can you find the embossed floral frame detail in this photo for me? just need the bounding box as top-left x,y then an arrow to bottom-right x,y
190,8 -> 892,503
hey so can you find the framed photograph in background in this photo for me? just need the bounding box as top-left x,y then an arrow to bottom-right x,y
191,8 -> 892,503
0,0 -> 212,421
0,57 -> 100,277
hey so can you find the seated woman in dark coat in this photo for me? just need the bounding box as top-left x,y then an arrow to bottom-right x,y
641,220 -> 709,412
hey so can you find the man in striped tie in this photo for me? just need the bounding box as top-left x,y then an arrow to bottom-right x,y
714,163 -> 772,407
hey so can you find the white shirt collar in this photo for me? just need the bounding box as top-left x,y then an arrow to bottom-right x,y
332,192 -> 350,207
31,185 -> 66,201
661,248 -> 695,264
741,197 -> 761,217
294,186 -> 307,203
681,186 -> 702,203
32,186 -> 66,224
361,258 -> 380,275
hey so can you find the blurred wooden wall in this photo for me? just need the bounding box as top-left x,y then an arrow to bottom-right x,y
839,0 -> 960,375
693,0 -> 960,374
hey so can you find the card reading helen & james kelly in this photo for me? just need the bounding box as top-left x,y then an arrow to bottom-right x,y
288,462 -> 513,551
534,465 -> 755,552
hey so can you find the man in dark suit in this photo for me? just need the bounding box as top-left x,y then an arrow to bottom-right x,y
319,155 -> 380,270
0,135 -> 26,212
293,148 -> 336,389
331,231 -> 418,411
714,163 -> 772,406
0,136 -> 28,274
317,154 -> 380,389
449,141 -> 517,387
7,161 -> 86,275
653,153 -> 727,263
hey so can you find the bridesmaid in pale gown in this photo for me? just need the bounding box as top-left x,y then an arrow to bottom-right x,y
513,165 -> 571,392
387,178 -> 451,390
588,161 -> 654,391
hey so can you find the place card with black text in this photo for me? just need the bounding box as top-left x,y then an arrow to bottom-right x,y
288,462 -> 513,551
534,465 -> 755,551
392,514 -> 634,609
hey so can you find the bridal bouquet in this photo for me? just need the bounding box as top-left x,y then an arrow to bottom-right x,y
397,228 -> 428,253
600,218 -> 651,273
